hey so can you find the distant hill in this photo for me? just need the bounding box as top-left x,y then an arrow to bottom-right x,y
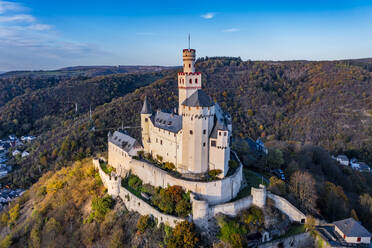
0,65 -> 177,79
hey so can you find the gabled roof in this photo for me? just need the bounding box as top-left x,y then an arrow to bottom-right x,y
141,96 -> 152,114
153,111 -> 182,133
333,218 -> 372,237
181,89 -> 213,107
108,131 -> 142,153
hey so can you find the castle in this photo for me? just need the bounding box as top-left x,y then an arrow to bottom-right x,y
107,47 -> 240,205
99,45 -> 306,229
140,48 -> 231,178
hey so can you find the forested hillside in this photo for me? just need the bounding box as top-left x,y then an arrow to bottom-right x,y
3,57 -> 371,189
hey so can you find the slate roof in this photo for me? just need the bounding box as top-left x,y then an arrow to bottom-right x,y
153,111 -> 182,133
108,131 -> 141,153
141,96 -> 152,114
333,218 -> 372,237
181,89 -> 213,107
210,119 -> 228,139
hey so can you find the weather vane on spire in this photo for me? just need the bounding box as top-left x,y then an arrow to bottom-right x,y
188,34 -> 190,50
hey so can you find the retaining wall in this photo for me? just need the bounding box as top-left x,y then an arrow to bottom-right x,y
93,159 -> 185,227
127,158 -> 242,205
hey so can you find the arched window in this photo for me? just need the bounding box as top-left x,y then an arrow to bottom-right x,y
195,78 -> 198,84
189,63 -> 191,68
189,78 -> 192,84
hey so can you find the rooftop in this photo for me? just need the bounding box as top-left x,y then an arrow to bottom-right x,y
108,131 -> 141,153
333,218 -> 372,237
153,111 -> 182,133
181,89 -> 213,107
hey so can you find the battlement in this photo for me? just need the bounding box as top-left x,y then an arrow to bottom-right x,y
178,72 -> 201,75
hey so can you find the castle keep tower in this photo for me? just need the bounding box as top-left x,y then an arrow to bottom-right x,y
178,49 -> 202,114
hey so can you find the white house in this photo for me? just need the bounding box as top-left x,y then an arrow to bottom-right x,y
21,151 -> 29,158
336,155 -> 349,166
333,218 -> 372,244
12,150 -> 20,156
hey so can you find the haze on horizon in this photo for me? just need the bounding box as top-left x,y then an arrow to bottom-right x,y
1,0 -> 372,71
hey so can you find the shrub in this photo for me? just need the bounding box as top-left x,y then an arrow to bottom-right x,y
8,203 -> 20,227
209,169 -> 222,179
128,175 -> 143,192
167,221 -> 199,248
156,155 -> 163,162
0,234 -> 12,248
241,206 -> 264,226
136,215 -> 155,233
218,216 -> 247,248
137,150 -> 144,157
164,162 -> 176,171
86,195 -> 114,223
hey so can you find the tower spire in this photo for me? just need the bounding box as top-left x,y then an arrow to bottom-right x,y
188,34 -> 190,50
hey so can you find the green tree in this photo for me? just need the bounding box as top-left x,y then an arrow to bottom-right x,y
267,149 -> 284,169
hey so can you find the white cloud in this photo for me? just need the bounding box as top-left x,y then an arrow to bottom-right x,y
0,14 -> 35,22
222,28 -> 240,33
0,1 -> 108,70
28,23 -> 52,30
201,13 -> 215,19
0,1 -> 26,14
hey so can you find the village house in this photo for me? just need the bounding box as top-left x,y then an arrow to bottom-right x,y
334,218 -> 372,245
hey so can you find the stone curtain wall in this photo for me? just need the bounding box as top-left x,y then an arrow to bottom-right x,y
267,193 -> 306,223
209,195 -> 253,217
128,158 -> 242,205
93,159 -> 185,228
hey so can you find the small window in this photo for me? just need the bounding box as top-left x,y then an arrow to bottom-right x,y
203,142 -> 206,147
189,79 -> 192,84
145,118 -> 148,122
357,237 -> 361,242
203,129 -> 206,135
160,140 -> 163,145
195,78 -> 198,84
211,140 -> 216,147
224,132 -> 227,136
189,63 -> 191,68
190,130 -> 193,135
156,138 -> 158,143
219,132 -> 221,136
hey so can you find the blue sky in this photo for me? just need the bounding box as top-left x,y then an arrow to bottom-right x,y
1,0 -> 372,71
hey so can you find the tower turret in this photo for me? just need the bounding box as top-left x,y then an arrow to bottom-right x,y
141,96 -> 152,152
183,49 -> 196,73
178,48 -> 202,114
